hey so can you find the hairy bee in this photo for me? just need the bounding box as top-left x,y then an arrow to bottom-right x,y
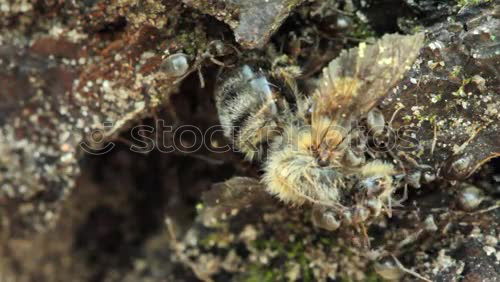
215,33 -> 425,231
214,64 -> 302,160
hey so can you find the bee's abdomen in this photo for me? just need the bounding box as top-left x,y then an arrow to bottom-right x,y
215,65 -> 276,134
215,65 -> 282,160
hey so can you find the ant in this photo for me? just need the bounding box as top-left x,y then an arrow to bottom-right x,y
172,40 -> 240,88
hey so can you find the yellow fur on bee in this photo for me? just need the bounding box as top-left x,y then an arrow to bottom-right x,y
263,146 -> 310,205
360,160 -> 395,177
312,117 -> 347,149
297,131 -> 313,151
263,126 -> 342,206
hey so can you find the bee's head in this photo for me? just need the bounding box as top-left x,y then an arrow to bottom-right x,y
359,175 -> 392,197
358,161 -> 396,198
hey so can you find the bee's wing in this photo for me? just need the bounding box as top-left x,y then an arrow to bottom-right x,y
311,33 -> 425,148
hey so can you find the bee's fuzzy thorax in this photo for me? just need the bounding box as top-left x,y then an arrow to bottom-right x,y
263,129 -> 342,206
360,160 -> 396,177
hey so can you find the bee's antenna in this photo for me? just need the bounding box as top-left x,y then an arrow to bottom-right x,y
318,117 -> 336,149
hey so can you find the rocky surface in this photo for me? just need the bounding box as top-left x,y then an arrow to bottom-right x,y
381,2 -> 500,182
175,180 -> 499,281
183,0 -> 305,49
0,0 -> 498,281
0,0 -> 235,236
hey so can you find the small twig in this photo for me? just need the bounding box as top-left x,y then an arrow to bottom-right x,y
397,230 -> 423,249
391,255 -> 432,282
388,105 -> 404,127
453,123 -> 487,155
473,203 -> 500,214
430,120 -> 438,155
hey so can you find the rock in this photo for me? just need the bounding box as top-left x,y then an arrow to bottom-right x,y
183,0 -> 305,49
381,2 -> 500,181
178,175 -> 499,281
0,1 -> 211,235
444,239 -> 500,282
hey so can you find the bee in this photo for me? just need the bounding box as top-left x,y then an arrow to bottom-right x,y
214,33 -> 425,231
214,64 -> 302,160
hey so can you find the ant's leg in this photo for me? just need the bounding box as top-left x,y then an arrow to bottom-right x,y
393,184 -> 408,207
197,66 -> 205,88
210,57 -> 226,66
359,223 -> 371,249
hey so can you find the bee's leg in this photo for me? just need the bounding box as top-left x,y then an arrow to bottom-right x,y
352,205 -> 370,224
388,151 -> 406,174
366,198 -> 383,217
393,184 -> 408,207
403,170 -> 421,188
359,223 -> 371,249
343,148 -> 366,167
381,194 -> 394,218
311,205 -> 341,231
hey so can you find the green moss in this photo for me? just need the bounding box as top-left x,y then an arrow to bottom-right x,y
195,202 -> 204,212
451,66 -> 462,78
199,233 -> 218,248
319,236 -> 335,246
287,240 -> 304,259
339,270 -> 384,282
174,32 -> 203,55
299,254 -> 314,282
418,114 -> 437,123
252,238 -> 285,253
350,18 -> 376,40
250,237 -> 315,281
457,0 -> 491,7
199,230 -> 233,248
402,115 -> 413,122
452,77 -> 474,97
430,93 -> 443,103
364,271 -> 385,282
243,265 -> 282,282
411,25 -> 424,34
